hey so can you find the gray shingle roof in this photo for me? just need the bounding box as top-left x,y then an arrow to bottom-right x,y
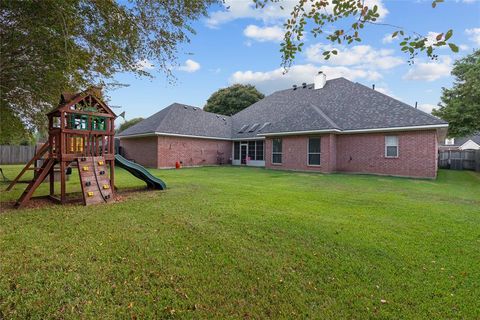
117,103 -> 231,139
231,77 -> 446,138
441,134 -> 480,146
117,78 -> 447,140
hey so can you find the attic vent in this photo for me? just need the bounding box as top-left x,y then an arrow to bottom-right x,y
183,105 -> 188,109
258,122 -> 271,131
238,124 -> 248,133
216,115 -> 220,118
293,84 -> 297,90
222,118 -> 226,121
302,82 -> 307,88
193,107 -> 198,111
248,123 -> 260,132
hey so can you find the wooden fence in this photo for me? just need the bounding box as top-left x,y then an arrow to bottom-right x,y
0,145 -> 36,164
439,150 -> 480,171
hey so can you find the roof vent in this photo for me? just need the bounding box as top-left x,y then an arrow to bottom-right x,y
183,106 -> 188,109
216,115 -> 220,118
314,71 -> 326,89
302,82 -> 307,88
293,84 -> 297,90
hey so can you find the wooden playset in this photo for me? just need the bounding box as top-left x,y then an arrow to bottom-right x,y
7,87 -> 116,207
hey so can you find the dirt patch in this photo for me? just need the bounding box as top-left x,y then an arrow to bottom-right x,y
0,187 -> 154,213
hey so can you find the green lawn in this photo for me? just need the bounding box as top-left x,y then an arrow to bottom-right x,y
1,165 -> 479,319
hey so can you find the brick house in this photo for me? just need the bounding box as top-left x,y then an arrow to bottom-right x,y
117,74 -> 448,178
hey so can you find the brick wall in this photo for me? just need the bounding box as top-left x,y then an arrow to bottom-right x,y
265,134 -> 336,173
157,136 -> 231,168
119,136 -> 158,168
336,130 -> 438,178
265,130 -> 438,178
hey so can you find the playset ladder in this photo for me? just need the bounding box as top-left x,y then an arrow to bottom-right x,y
16,158 -> 56,208
77,156 -> 113,205
6,142 -> 50,191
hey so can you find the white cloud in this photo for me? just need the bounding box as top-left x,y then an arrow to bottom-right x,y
178,59 -> 201,73
243,24 -> 284,42
382,33 -> 397,44
465,28 -> 480,45
403,56 -> 452,81
425,31 -> 442,47
135,59 -> 154,71
206,0 -> 388,28
229,64 -> 382,94
375,86 -> 401,100
306,43 -> 403,70
418,104 -> 438,114
459,44 -> 470,51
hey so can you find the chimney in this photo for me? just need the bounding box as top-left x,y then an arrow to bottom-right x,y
314,71 -> 326,89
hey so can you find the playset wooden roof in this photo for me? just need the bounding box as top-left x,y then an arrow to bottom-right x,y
47,87 -> 116,118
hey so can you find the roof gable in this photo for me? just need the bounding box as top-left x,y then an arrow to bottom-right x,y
48,87 -> 116,117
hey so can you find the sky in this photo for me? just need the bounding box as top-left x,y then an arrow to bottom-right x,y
109,0 -> 480,122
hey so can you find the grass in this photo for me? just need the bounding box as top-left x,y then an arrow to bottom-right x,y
1,165 -> 479,319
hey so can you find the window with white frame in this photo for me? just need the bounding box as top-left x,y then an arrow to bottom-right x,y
385,136 -> 399,157
445,138 -> 455,145
234,140 -> 264,161
272,138 -> 282,164
308,137 -> 321,165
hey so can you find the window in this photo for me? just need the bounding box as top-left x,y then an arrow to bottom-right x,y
308,137 -> 321,165
445,138 -> 455,145
272,138 -> 282,164
233,142 -> 240,160
256,140 -> 264,161
385,136 -> 399,157
248,141 -> 256,159
234,140 -> 264,161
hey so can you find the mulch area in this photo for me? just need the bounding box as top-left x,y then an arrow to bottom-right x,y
0,187 -> 151,213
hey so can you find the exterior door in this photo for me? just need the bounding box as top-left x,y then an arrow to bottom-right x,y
241,145 -> 247,164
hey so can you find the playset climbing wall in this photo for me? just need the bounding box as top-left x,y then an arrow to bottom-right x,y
78,156 -> 113,205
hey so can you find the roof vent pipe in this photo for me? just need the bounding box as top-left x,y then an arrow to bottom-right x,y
372,84 -> 375,90
415,102 -> 418,109
314,71 -> 326,89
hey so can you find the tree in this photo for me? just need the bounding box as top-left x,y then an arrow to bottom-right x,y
432,50 -> 480,137
204,84 -> 265,116
0,0 -> 216,133
117,117 -> 144,133
253,0 -> 458,69
0,105 -> 34,145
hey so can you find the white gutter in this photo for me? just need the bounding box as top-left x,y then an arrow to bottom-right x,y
231,136 -> 265,141
259,124 -> 448,137
117,124 -> 448,140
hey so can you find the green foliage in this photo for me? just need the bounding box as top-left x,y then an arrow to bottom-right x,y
117,117 -> 144,133
1,166 -> 479,318
204,84 -> 265,116
0,104 -> 34,145
254,0 -> 458,68
0,0 -> 217,133
432,50 -> 480,137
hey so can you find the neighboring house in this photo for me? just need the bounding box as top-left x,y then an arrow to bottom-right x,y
117,73 -> 448,178
439,134 -> 480,151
